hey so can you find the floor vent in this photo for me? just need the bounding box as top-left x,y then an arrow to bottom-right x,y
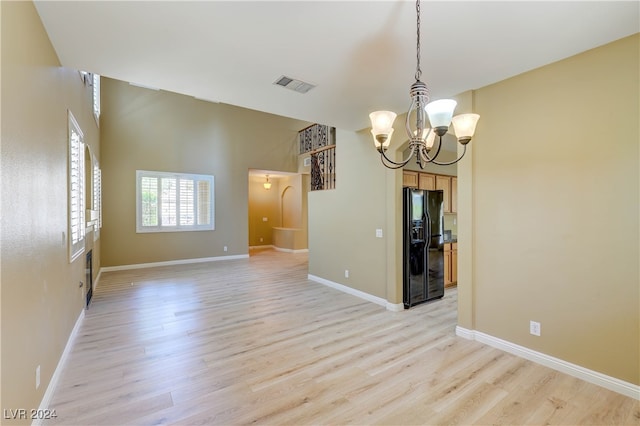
274,75 -> 316,94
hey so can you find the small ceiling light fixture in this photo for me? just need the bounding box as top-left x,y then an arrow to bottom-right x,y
263,175 -> 272,190
369,0 -> 480,169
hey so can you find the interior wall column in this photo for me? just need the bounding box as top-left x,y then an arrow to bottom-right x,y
386,165 -> 403,305
386,117 -> 411,306
455,90 -> 476,329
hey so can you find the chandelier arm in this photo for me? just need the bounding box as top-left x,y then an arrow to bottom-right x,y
416,146 -> 433,169
379,144 -> 416,169
428,144 -> 468,166
420,134 -> 444,164
380,156 -> 409,170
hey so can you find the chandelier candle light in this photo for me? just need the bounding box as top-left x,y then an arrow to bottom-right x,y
263,175 -> 272,190
369,0 -> 480,169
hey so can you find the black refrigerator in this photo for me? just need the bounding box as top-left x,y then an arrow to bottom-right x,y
403,188 -> 445,308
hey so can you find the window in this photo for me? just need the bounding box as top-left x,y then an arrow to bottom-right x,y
92,73 -> 100,125
136,170 -> 214,233
68,112 -> 85,262
93,162 -> 102,240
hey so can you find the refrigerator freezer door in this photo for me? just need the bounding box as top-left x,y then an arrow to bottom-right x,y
403,188 -> 428,308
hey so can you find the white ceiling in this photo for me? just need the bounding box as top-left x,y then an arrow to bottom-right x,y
34,1 -> 639,132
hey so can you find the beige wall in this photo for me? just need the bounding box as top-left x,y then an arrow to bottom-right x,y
100,78 -> 310,266
279,174 -> 303,228
309,129 -> 389,299
1,2 -> 101,421
3,8 -> 636,422
460,34 -> 639,384
308,35 -> 639,385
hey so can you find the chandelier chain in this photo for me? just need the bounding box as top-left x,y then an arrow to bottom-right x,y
415,0 -> 421,81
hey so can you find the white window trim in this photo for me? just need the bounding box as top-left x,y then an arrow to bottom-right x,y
68,111 -> 85,262
136,170 -> 215,233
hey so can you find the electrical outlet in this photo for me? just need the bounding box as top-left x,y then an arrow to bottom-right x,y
530,320 -> 541,336
36,365 -> 41,389
345,270 -> 349,278
259,237 -> 263,242
223,246 -> 228,252
376,229 -> 383,238
262,217 -> 268,222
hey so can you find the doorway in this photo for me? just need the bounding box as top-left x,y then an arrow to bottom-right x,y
247,169 -> 309,254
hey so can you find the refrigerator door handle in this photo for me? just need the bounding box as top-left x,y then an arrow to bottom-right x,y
424,210 -> 431,241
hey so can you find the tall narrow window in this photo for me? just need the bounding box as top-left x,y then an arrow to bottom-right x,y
92,74 -> 100,125
68,112 -> 85,261
136,170 -> 214,233
93,162 -> 102,239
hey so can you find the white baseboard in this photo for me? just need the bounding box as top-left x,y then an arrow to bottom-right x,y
100,254 -> 249,272
93,268 -> 102,292
456,326 -> 640,400
386,302 -> 405,312
249,244 -> 274,249
33,309 -> 85,426
308,274 -> 402,312
454,325 -> 475,340
274,247 -> 309,253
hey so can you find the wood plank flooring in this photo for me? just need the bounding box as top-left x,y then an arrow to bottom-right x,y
45,248 -> 639,425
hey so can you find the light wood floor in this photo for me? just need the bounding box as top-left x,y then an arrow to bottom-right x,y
46,248 -> 639,425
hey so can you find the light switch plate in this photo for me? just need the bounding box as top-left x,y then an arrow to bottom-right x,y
376,229 -> 383,238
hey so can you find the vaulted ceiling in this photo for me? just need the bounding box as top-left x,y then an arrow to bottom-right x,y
35,1 -> 639,131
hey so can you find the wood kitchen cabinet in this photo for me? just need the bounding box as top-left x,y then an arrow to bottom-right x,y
444,244 -> 452,286
418,173 -> 435,190
451,242 -> 458,284
403,171 -> 457,214
403,171 -> 418,188
444,242 -> 458,287
436,175 -> 451,213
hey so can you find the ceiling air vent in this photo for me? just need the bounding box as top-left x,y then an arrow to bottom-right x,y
274,75 -> 316,94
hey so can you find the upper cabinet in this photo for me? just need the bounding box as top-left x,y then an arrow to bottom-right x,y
403,171 -> 457,214
403,171 -> 418,188
435,175 -> 451,214
418,173 -> 435,191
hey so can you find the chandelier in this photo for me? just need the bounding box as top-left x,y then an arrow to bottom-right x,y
369,0 -> 480,169
263,175 -> 272,190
